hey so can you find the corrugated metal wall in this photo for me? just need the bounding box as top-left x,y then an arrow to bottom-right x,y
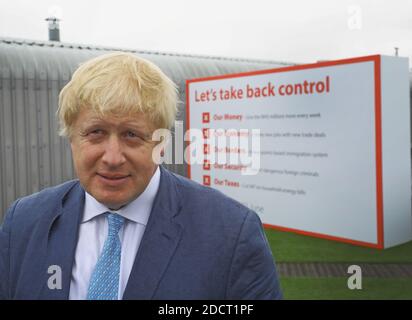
0,38 -> 290,222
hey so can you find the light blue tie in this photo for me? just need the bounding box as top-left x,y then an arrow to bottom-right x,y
87,212 -> 125,300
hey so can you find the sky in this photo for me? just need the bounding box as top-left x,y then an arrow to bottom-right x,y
0,0 -> 411,66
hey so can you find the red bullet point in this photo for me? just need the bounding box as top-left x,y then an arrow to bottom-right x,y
202,112 -> 210,123
203,175 -> 211,186
203,160 -> 211,170
202,128 -> 209,139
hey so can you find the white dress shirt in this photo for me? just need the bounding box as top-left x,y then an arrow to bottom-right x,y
69,166 -> 160,300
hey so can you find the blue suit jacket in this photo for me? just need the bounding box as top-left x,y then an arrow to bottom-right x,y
0,167 -> 282,299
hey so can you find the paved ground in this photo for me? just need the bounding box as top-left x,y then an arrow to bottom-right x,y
277,263 -> 412,278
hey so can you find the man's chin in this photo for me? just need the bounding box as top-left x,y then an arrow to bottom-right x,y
100,199 -> 128,211
86,184 -> 141,209
91,192 -> 130,210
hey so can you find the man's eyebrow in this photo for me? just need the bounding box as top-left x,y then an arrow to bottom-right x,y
121,122 -> 148,129
80,118 -> 149,130
81,118 -> 105,125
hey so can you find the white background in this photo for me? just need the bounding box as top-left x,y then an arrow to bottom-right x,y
1,0 -> 412,66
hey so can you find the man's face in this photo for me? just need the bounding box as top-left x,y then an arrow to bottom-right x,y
70,108 -> 158,210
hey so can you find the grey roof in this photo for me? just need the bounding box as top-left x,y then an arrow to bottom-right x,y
0,37 -> 294,86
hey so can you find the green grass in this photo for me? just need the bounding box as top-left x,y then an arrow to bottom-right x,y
264,228 -> 412,299
264,228 -> 412,263
280,277 -> 412,300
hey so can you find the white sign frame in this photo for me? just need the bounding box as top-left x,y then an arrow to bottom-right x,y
186,55 -> 411,249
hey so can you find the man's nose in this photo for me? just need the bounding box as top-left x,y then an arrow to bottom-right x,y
102,135 -> 126,167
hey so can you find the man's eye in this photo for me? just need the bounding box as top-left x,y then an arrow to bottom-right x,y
88,129 -> 104,136
125,131 -> 146,141
127,131 -> 138,138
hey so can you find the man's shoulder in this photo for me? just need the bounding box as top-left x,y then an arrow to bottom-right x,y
4,180 -> 80,225
16,180 -> 79,207
165,169 -> 252,222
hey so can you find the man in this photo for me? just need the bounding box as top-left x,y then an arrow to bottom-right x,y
0,52 -> 282,300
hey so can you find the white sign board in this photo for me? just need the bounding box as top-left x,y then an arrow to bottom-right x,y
186,55 -> 411,249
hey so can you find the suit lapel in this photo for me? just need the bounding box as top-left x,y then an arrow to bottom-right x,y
122,167 -> 184,300
39,182 -> 84,299
30,168 -> 182,300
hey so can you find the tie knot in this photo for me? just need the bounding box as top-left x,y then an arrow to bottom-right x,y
106,212 -> 125,236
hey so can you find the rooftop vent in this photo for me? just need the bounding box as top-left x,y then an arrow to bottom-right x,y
45,16 -> 60,42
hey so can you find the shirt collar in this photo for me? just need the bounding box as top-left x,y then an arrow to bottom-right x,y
82,166 -> 161,226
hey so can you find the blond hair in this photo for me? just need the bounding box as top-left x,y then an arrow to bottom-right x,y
57,52 -> 178,137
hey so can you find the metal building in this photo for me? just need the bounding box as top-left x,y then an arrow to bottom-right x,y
0,37 -> 291,221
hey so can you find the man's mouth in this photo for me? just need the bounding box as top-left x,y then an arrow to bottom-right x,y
98,173 -> 129,180
97,173 -> 131,184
